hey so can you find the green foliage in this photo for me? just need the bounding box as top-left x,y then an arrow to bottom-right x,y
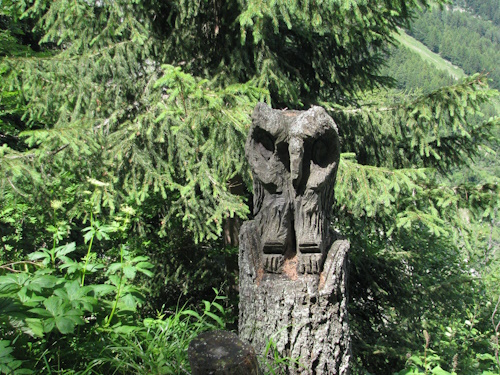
0,340 -> 31,375
238,0 -> 446,105
261,336 -> 303,375
332,74 -> 499,173
372,6 -> 500,372
0,217 -> 230,374
461,0 -> 500,24
394,319 -> 500,375
0,216 -> 155,373
0,0 -> 450,244
91,291 -> 227,375
329,75 -> 500,373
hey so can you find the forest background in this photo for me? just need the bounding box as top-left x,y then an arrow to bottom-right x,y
0,0 -> 499,374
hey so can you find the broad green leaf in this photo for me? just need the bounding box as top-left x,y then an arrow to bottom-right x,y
0,340 -> 14,357
90,284 -> 116,296
0,274 -> 28,294
43,296 -> 64,316
27,275 -> 60,292
63,280 -> 83,300
181,310 -> 202,320
431,366 -> 452,375
122,265 -> 137,280
28,308 -> 52,318
24,318 -> 44,338
55,312 -> 83,334
203,311 -> 224,327
119,293 -> 138,309
27,251 -> 50,262
107,263 -> 123,275
43,319 -> 56,333
54,242 -> 76,257
211,301 -> 224,314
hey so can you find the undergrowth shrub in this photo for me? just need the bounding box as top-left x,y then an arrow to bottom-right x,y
0,216 -> 227,374
394,306 -> 500,375
91,291 -> 227,375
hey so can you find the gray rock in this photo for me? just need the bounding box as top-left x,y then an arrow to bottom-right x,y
188,330 -> 261,375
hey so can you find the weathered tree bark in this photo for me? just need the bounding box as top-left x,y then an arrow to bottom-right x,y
239,223 -> 350,374
238,104 -> 350,374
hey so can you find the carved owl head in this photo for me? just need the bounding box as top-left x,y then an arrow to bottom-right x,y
247,103 -> 340,213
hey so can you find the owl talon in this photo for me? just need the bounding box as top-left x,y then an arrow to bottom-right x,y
299,262 -> 305,274
298,254 -> 323,274
264,255 -> 284,273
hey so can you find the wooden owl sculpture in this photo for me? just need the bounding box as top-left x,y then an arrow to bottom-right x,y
245,103 -> 340,274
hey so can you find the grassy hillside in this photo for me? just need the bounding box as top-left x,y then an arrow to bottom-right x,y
394,29 -> 466,80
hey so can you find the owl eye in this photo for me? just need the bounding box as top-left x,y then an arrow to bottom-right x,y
253,128 -> 275,160
276,142 -> 290,172
311,131 -> 336,168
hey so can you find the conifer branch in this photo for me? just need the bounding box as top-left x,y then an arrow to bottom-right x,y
7,177 -> 28,197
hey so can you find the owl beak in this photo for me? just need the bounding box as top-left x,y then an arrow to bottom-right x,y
289,138 -> 303,189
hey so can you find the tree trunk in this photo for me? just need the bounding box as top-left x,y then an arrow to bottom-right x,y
239,220 -> 350,375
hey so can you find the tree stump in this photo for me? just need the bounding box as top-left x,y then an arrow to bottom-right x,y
188,330 -> 261,375
238,104 -> 350,374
